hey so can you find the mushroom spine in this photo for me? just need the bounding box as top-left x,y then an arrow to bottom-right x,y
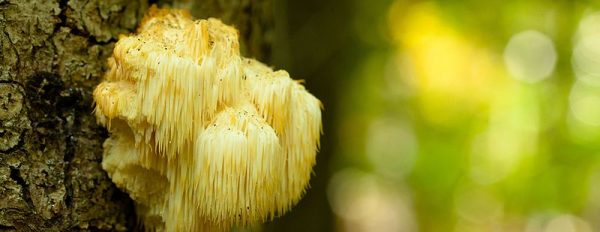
93,6 -> 322,231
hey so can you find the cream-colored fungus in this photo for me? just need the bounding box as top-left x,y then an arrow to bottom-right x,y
93,6 -> 322,231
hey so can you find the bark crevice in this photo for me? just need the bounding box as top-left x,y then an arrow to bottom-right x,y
0,0 -> 273,230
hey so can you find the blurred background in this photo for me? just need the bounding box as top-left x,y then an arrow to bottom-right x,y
263,0 -> 600,231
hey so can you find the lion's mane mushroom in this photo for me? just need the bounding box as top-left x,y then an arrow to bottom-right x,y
93,6 -> 322,231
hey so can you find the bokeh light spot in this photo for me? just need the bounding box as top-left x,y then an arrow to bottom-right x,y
503,30 -> 557,83
365,117 -> 417,179
327,169 -> 417,232
569,81 -> 600,127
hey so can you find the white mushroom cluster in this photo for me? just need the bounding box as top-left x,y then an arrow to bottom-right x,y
93,6 -> 322,231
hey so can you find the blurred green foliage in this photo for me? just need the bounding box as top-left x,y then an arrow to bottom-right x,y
267,0 -> 600,231
327,0 -> 600,231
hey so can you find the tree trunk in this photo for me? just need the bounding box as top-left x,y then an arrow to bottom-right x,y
0,0 -> 272,230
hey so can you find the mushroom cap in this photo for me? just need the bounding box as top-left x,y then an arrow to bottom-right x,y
93,6 -> 322,231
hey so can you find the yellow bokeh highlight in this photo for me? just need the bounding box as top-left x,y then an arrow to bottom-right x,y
388,2 -> 506,126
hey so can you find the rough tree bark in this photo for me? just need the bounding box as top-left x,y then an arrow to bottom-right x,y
0,0 -> 273,230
